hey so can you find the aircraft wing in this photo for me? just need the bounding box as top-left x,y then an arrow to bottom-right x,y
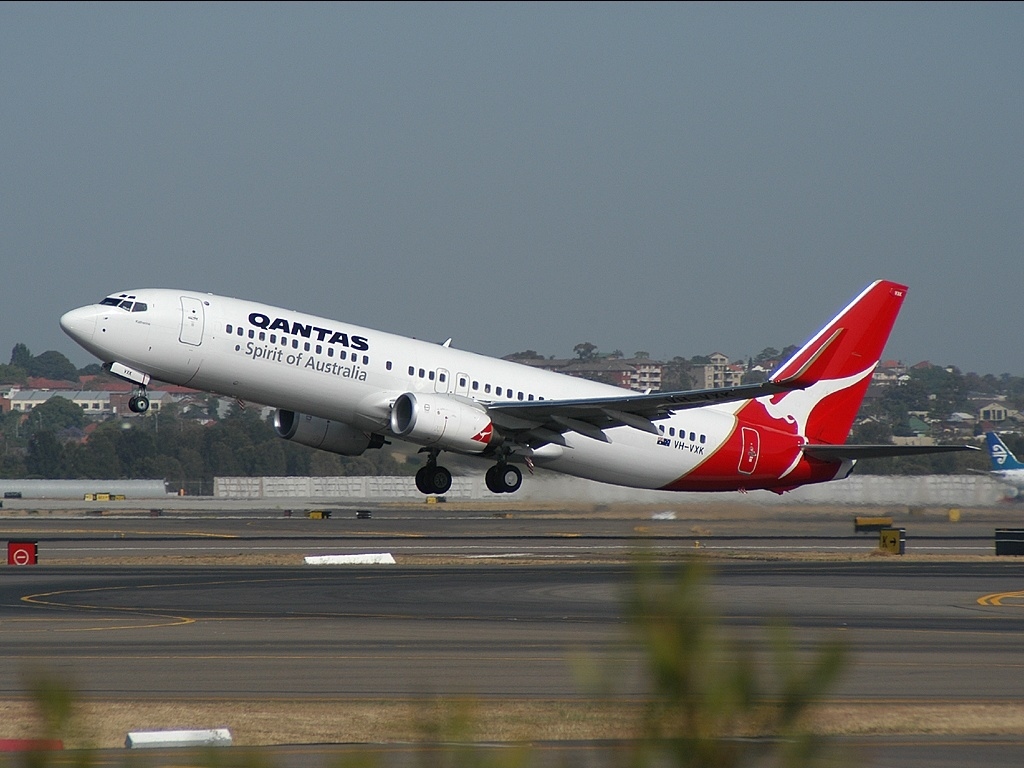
802,444 -> 979,460
485,379 -> 802,444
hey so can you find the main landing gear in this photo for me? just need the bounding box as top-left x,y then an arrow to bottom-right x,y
485,462 -> 522,494
128,388 -> 150,413
415,454 -> 453,495
414,453 -> 523,496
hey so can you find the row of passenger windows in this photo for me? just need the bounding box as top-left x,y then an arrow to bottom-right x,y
658,424 -> 707,443
225,322 -> 701,435
226,325 -> 370,365
224,321 -> 706,437
404,366 -> 545,401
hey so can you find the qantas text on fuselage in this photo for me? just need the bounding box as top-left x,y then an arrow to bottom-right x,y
60,282 -> 973,496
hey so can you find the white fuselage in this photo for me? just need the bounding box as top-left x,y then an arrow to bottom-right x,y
992,469 -> 1024,491
60,289 -> 743,490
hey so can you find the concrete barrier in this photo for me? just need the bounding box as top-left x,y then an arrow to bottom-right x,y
304,553 -> 396,565
125,728 -> 232,749
215,473 -> 1013,507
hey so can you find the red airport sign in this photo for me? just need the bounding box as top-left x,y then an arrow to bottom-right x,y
7,541 -> 38,566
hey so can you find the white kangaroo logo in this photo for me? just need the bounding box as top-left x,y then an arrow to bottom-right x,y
761,365 -> 875,478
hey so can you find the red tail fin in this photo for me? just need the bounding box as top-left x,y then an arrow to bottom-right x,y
763,280 -> 907,445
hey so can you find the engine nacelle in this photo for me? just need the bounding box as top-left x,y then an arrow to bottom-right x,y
389,392 -> 495,454
274,410 -> 382,456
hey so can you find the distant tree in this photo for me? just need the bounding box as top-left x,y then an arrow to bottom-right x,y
24,396 -> 85,436
849,420 -> 894,444
505,350 -> 544,361
661,357 -> 695,391
10,343 -> 32,369
574,342 -> 598,361
4,344 -> 79,382
633,351 -> 649,360
872,377 -> 930,427
0,450 -> 26,478
0,363 -> 28,384
753,347 -> 780,366
76,423 -> 124,478
28,351 -> 79,382
25,431 -> 63,478
907,365 -> 968,420
741,368 -> 768,385
116,428 -> 158,476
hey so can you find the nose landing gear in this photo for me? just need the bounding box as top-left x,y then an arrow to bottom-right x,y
128,389 -> 150,413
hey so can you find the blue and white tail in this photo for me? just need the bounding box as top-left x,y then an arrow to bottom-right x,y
985,432 -> 1024,471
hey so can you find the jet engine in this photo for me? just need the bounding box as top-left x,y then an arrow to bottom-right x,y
274,410 -> 383,456
389,392 -> 495,454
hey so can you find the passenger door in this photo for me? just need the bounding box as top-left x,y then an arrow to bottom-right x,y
179,296 -> 205,346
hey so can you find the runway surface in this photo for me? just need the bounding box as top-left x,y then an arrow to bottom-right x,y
3,501 -> 1024,766
5,560 -> 1024,700
0,498 -> 1020,561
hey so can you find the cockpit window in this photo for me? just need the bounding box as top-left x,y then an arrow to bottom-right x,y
99,294 -> 143,311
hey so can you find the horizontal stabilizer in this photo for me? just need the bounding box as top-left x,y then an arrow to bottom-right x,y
802,444 -> 979,461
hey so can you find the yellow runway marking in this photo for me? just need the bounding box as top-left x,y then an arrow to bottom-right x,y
977,590 -> 1024,606
20,584 -> 196,631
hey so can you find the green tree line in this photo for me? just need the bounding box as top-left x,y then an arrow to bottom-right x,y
1,399 -> 413,494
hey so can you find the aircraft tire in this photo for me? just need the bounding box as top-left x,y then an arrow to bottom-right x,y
427,465 -> 452,495
485,465 -> 501,494
417,465 -> 452,495
499,465 -> 522,493
486,464 -> 521,494
415,467 -> 428,494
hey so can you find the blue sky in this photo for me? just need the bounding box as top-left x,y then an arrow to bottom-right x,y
3,3 -> 1022,375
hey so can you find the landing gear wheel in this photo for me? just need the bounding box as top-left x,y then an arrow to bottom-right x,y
128,394 -> 150,413
498,464 -> 522,493
485,465 -> 501,494
416,464 -> 452,495
486,464 -> 522,494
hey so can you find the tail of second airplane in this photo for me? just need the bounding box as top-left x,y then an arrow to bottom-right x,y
754,280 -> 908,446
986,432 -> 1024,471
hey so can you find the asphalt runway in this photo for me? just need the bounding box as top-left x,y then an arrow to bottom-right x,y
0,498 -> 1021,561
4,502 -> 1024,766
4,560 -> 1024,701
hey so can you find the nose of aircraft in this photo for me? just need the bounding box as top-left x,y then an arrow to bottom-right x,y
59,306 -> 98,345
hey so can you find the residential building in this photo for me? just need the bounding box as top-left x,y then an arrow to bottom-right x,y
697,353 -> 744,389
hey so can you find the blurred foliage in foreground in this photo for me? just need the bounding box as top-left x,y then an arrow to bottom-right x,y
4,558 -> 848,768
625,558 -> 847,768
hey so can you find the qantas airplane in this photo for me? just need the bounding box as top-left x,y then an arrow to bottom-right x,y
59,279 -> 972,496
